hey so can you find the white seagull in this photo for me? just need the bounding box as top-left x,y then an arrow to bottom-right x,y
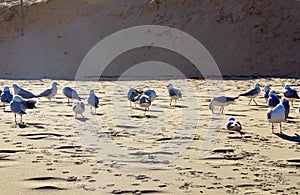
226,118 -> 242,131
239,83 -> 261,105
283,84 -> 299,107
10,95 -> 37,123
209,96 -> 238,114
72,100 -> 85,117
267,98 -> 289,134
38,82 -> 59,101
12,83 -> 37,99
167,83 -> 182,105
88,89 -> 99,114
138,94 -> 151,114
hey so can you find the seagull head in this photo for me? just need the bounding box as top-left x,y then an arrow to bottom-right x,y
52,82 -> 59,86
89,89 -> 95,95
13,95 -> 23,103
264,85 -> 270,92
167,83 -> 173,88
228,117 -> 236,121
12,83 -> 19,89
284,84 -> 290,89
268,90 -> 276,96
4,86 -> 10,92
254,83 -> 261,88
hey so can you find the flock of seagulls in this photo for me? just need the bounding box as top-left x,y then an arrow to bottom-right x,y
209,83 -> 300,133
127,84 -> 181,113
0,82 -> 99,122
0,81 -> 299,134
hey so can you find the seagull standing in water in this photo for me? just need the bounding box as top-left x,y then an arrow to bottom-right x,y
38,82 -> 59,101
127,86 -> 142,107
88,90 -> 99,114
62,87 -> 81,105
10,95 -> 37,123
1,86 -> 13,106
283,84 -> 299,107
167,84 -> 182,106
267,98 -> 289,134
268,90 -> 280,108
209,96 -> 238,114
13,84 -> 37,99
72,100 -> 85,118
239,83 -> 261,105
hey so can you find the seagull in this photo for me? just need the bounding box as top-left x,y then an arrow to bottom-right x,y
268,90 -> 280,108
1,86 -> 13,106
209,96 -> 238,114
143,89 -> 156,102
167,83 -> 182,105
282,98 -> 290,119
226,118 -> 242,131
88,89 -> 99,114
239,83 -> 261,105
267,99 -> 289,134
283,84 -> 299,107
127,86 -> 142,107
12,83 -> 37,99
72,100 -> 85,117
264,85 -> 271,101
62,86 -> 81,105
10,95 -> 37,123
138,94 -> 151,114
38,82 -> 59,101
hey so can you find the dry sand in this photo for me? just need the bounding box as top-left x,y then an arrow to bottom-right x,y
0,78 -> 299,194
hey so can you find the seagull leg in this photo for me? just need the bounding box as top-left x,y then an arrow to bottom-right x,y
279,123 -> 282,134
20,115 -> 23,123
14,114 -> 17,123
272,123 -> 274,133
248,98 -> 252,105
221,106 -> 224,114
81,114 -> 84,118
170,99 -> 172,106
90,106 -> 92,113
253,99 -> 258,105
291,101 -> 294,107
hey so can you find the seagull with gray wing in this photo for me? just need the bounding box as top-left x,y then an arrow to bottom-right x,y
38,82 -> 59,101
239,83 -> 261,105
209,96 -> 238,114
13,83 -> 37,99
167,83 -> 182,106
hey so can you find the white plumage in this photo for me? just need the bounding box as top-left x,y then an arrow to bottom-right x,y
72,101 -> 85,117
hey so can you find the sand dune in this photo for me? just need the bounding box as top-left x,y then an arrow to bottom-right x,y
0,78 -> 299,194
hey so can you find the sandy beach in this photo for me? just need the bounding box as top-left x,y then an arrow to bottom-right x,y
0,78 -> 299,194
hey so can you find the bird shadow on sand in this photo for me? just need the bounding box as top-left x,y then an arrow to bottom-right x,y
18,123 -> 28,128
75,117 -> 89,122
274,133 -> 300,143
130,115 -> 158,119
224,113 -> 248,117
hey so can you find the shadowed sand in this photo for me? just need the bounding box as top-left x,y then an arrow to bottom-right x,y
0,78 -> 299,194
